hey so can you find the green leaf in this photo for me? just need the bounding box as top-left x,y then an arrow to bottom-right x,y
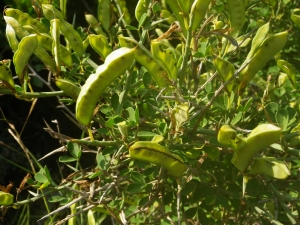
126,107 -> 136,124
35,172 -> 49,183
67,142 -> 81,159
59,156 -> 77,162
125,25 -> 138,30
130,171 -> 145,184
126,183 -> 144,193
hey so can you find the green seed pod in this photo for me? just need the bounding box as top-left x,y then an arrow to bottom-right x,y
87,209 -> 96,225
55,78 -> 80,100
5,24 -> 19,52
164,0 -> 187,36
213,56 -> 235,93
36,33 -> 73,68
226,0 -> 245,37
0,61 -> 15,90
189,0 -> 211,32
118,36 -> 172,88
5,8 -> 48,33
4,16 -> 57,75
42,4 -> 65,21
68,203 -> 77,225
89,34 -> 112,59
135,0 -> 151,21
13,34 -> 38,83
239,31 -> 288,93
245,22 -> 270,62
129,141 -> 187,177
0,191 -> 14,205
231,124 -> 281,172
98,0 -> 111,32
50,19 -> 61,72
250,157 -> 290,179
59,20 -> 84,57
76,47 -> 135,125
150,41 -> 178,79
276,59 -> 296,85
177,0 -> 192,15
85,13 -> 106,36
291,9 -> 300,28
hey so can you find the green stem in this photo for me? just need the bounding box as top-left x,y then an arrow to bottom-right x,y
0,89 -> 65,98
178,28 -> 192,86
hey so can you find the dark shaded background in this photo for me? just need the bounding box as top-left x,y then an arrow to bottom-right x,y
0,0 -> 133,223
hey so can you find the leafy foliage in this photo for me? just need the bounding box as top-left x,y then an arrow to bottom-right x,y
1,0 -> 300,224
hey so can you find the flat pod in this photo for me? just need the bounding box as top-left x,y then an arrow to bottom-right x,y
118,36 -> 172,88
226,0 -> 245,37
135,0 -> 150,21
76,47 -> 135,125
5,24 -> 19,52
231,124 -> 281,172
189,0 -> 211,32
55,78 -> 80,100
213,57 -> 235,92
0,63 -> 15,89
89,34 -> 112,59
13,34 -> 38,82
239,31 -> 288,93
0,191 -> 14,205
97,0 -> 111,32
129,141 -> 187,177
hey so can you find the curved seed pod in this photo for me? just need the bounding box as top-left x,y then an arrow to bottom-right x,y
0,191 -> 14,205
42,4 -> 65,21
119,36 -> 172,88
151,41 -> 177,79
4,16 -> 57,75
135,0 -> 150,21
231,124 -> 281,172
245,22 -> 270,62
55,78 -> 80,100
189,0 -> 211,32
97,0 -> 111,32
164,0 -> 187,36
0,62 -> 15,90
13,34 -> 38,83
177,0 -> 192,15
76,47 -> 135,125
250,157 -> 290,179
89,34 -> 112,59
85,14 -> 106,36
5,24 -> 19,52
129,141 -> 187,177
36,33 -> 73,68
239,31 -> 288,93
276,59 -> 296,85
226,0 -> 245,37
50,19 -> 61,72
59,20 -> 84,57
291,9 -> 300,28
5,8 -> 48,33
213,57 -> 235,93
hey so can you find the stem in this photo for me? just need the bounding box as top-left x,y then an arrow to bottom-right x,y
0,89 -> 65,97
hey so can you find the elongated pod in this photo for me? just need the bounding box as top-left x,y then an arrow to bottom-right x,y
150,41 -> 177,79
250,157 -> 290,179
5,8 -> 48,33
76,47 -> 135,125
85,14 -> 106,36
51,19 -> 61,72
4,16 -> 57,75
239,31 -> 288,93
13,34 -> 38,83
89,34 -> 112,59
129,141 -> 187,176
226,0 -> 245,37
5,24 -> 19,52
177,0 -> 192,15
55,78 -> 80,100
213,57 -> 235,93
189,0 -> 211,32
135,0 -> 150,21
164,0 -> 187,36
231,124 -> 281,172
98,0 -> 111,32
119,36 -> 172,88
